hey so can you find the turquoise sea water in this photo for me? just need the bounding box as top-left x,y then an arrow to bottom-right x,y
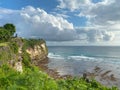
48,46 -> 120,87
48,46 -> 120,59
48,46 -> 120,76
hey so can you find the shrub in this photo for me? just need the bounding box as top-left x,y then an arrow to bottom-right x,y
23,39 -> 45,49
9,42 -> 18,54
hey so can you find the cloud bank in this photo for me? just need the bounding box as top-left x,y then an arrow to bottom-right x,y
57,0 -> 119,27
57,0 -> 120,42
0,0 -> 118,43
0,6 -> 78,41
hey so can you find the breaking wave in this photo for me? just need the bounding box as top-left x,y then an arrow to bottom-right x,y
48,52 -> 120,64
48,53 -> 98,61
67,55 -> 95,61
48,53 -> 65,59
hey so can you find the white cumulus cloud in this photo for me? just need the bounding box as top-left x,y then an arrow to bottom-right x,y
0,5 -> 117,42
57,0 -> 91,11
0,6 -> 78,41
76,27 -> 115,42
57,0 -> 120,42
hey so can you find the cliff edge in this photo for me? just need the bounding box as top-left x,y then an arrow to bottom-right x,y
0,38 -> 48,72
26,40 -> 48,65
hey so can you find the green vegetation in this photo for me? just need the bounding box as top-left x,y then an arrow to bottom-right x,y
23,38 -> 45,49
3,23 -> 16,37
0,42 -> 8,47
0,23 -> 118,90
0,41 -> 19,63
9,42 -> 19,54
22,50 -> 31,67
0,64 -> 118,90
0,23 -> 16,42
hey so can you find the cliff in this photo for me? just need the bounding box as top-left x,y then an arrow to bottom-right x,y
26,42 -> 48,65
0,38 -> 48,72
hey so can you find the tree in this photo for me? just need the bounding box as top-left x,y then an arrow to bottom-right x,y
0,23 -> 16,42
3,23 -> 16,36
0,28 -> 11,42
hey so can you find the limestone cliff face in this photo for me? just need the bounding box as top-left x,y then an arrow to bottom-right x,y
0,38 -> 48,72
26,43 -> 48,64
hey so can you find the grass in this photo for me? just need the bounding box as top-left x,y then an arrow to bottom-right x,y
0,42 -> 9,47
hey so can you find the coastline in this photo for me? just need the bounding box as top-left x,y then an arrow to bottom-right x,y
38,58 -> 120,88
38,58 -> 63,79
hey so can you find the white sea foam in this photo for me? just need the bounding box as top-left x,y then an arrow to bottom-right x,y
48,53 -> 65,59
48,52 -> 120,64
67,55 -> 95,61
49,53 -> 98,61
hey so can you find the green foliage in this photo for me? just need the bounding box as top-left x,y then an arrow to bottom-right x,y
0,42 -> 8,47
23,39 -> 45,49
0,23 -> 16,42
22,50 -> 31,67
57,78 -> 118,90
3,23 -> 16,36
9,42 -> 19,54
0,64 -> 18,89
0,46 -> 13,63
0,64 -> 58,90
0,50 -> 10,62
0,28 -> 11,42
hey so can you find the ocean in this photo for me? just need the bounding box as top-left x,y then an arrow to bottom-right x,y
47,46 -> 120,87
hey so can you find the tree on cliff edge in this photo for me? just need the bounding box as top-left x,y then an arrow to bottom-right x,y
0,23 -> 16,42
3,23 -> 16,36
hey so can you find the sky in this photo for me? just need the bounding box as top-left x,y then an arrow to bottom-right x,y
0,0 -> 120,46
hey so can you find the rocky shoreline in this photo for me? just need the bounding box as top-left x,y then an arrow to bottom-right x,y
38,58 -> 120,88
85,66 -> 119,88
38,58 -> 72,79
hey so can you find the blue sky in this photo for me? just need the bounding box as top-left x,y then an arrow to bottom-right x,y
0,0 -> 58,11
0,0 -> 120,46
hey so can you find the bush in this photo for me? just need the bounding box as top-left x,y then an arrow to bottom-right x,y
0,23 -> 16,42
0,28 -> 11,42
22,50 -> 31,67
23,39 -> 45,49
9,42 -> 18,54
